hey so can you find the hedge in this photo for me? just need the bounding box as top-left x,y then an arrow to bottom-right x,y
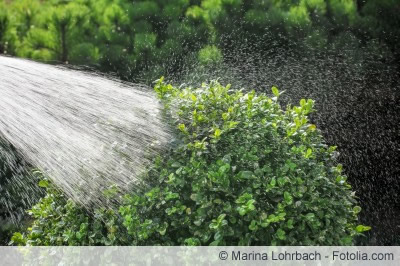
11,79 -> 369,246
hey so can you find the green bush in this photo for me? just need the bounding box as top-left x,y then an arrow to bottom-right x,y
10,178 -> 130,246
118,79 -> 367,245
12,80 -> 368,246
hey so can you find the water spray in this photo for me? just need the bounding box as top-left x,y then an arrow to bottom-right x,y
0,56 -> 171,208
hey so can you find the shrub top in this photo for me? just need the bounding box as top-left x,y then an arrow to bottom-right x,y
119,78 -> 366,245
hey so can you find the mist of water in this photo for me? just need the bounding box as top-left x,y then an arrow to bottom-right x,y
0,56 -> 171,208
176,41 -> 400,244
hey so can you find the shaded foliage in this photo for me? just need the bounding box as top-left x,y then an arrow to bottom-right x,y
0,140 -> 43,245
11,179 -> 129,246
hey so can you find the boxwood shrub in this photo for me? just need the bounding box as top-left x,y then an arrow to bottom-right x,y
10,180 -> 130,246
11,79 -> 368,246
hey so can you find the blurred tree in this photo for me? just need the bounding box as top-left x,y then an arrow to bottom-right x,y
359,0 -> 400,64
0,0 -> 399,78
0,1 -> 18,55
16,1 -> 97,63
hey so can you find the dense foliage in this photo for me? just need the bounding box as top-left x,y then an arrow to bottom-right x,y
0,0 -> 398,82
11,80 -> 369,246
11,180 -> 130,246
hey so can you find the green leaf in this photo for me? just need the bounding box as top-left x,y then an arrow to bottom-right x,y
356,225 -> 371,233
238,207 -> 246,216
276,228 -> 286,240
305,213 -> 315,221
214,128 -> 221,138
284,191 -> 293,205
249,220 -> 258,231
353,206 -> 362,214
38,180 -> 49,188
305,148 -> 312,158
194,220 -> 202,226
287,219 -> 294,229
261,221 -> 270,228
178,123 -> 186,132
239,171 -> 253,179
277,177 -> 287,187
209,240 -> 221,246
171,162 -> 181,168
272,86 -> 279,97
214,231 -> 223,241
